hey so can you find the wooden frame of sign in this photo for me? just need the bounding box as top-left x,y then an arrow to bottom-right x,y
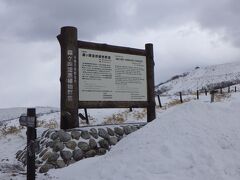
57,26 -> 155,129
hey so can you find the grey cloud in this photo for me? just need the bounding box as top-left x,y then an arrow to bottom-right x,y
119,0 -> 240,47
1,0 -> 239,47
0,0 -> 122,42
195,0 -> 240,46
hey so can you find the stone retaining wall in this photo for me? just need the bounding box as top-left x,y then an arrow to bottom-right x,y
16,124 -> 145,173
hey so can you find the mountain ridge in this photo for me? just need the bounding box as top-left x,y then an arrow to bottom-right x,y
156,61 -> 240,95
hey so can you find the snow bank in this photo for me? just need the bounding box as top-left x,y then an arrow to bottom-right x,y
44,97 -> 240,180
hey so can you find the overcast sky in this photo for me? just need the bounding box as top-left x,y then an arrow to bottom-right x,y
0,0 -> 240,108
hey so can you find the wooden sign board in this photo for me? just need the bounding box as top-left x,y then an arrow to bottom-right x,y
77,41 -> 150,108
57,26 -> 156,129
19,115 -> 36,128
78,48 -> 147,102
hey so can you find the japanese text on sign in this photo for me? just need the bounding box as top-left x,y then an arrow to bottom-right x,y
66,49 -> 77,102
79,49 -> 147,101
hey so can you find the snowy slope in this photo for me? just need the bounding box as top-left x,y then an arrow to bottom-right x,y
41,93 -> 240,180
1,88 -> 240,179
1,93 -> 240,179
156,61 -> 240,95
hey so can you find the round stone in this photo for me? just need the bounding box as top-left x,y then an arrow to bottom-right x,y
97,148 -> 107,155
71,131 -> 81,140
78,142 -> 90,151
60,150 -> 72,162
98,128 -> 110,139
89,128 -> 98,139
52,141 -> 64,152
108,136 -> 118,145
58,130 -> 71,142
130,126 -> 138,132
46,141 -> 54,148
89,139 -> 97,149
68,159 -> 76,165
98,139 -> 109,149
50,132 -> 59,140
65,141 -> 77,150
47,152 -> 59,162
123,126 -> 132,135
56,160 -> 66,168
73,149 -> 84,161
39,163 -> 55,173
81,131 -> 91,139
90,128 -> 97,134
42,151 -> 52,161
107,127 -> 115,136
85,150 -> 96,158
114,127 -> 124,136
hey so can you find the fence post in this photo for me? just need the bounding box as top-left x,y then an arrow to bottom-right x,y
205,89 -> 207,96
157,95 -> 162,108
197,90 -> 199,100
129,108 -> 133,112
235,86 -> 237,92
27,108 -> 36,180
220,88 -> 222,94
84,108 -> 89,125
179,92 -> 183,103
228,86 -> 230,93
210,91 -> 215,103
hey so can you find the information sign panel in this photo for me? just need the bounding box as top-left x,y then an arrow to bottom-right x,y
79,48 -> 147,101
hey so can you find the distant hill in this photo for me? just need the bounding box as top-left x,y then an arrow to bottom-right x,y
156,61 -> 240,95
0,107 -> 59,123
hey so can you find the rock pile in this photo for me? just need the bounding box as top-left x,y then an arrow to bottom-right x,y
16,124 -> 145,173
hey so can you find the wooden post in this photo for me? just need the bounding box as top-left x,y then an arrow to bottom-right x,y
228,86 -> 230,93
27,108 -> 36,180
145,43 -> 156,122
129,108 -> 133,112
205,89 -> 207,96
57,26 -> 79,129
179,92 -> 183,103
157,95 -> 162,108
220,88 -> 222,94
197,90 -> 199,100
210,91 -> 215,103
84,108 -> 89,125
235,86 -> 237,92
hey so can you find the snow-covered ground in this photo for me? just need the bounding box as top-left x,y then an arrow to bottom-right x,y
1,91 -> 240,180
156,61 -> 240,95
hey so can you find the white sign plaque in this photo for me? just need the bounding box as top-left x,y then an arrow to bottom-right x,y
79,48 -> 147,101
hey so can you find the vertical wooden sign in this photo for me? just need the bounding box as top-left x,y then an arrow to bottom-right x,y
57,27 -> 79,129
145,43 -> 156,122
